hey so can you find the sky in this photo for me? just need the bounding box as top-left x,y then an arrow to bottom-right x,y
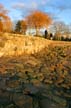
0,0 -> 71,24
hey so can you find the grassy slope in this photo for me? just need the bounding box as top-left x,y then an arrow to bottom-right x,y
0,34 -> 71,108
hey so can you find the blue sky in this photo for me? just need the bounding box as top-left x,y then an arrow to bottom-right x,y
0,0 -> 71,24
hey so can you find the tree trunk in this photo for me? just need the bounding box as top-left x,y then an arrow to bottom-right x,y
36,28 -> 39,36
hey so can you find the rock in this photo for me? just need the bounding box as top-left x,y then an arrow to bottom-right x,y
13,93 -> 32,108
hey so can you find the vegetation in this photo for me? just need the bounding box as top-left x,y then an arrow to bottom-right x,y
15,20 -> 22,33
0,41 -> 71,108
0,4 -> 71,41
0,2 -> 71,108
0,4 -> 12,32
26,11 -> 52,35
49,21 -> 71,41
20,20 -> 27,35
15,20 -> 27,34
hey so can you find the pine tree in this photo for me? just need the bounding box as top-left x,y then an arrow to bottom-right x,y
15,20 -> 21,33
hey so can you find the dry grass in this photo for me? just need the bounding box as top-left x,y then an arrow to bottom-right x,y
0,34 -> 71,108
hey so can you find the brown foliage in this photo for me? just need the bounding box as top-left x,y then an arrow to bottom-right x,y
0,4 -> 12,32
0,19 -> 3,31
2,17 -> 12,32
20,20 -> 27,34
26,11 -> 52,35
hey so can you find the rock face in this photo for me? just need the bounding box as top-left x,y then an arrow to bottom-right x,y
0,33 -> 52,57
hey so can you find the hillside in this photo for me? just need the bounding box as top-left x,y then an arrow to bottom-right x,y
0,33 -> 52,57
0,33 -> 70,57
0,33 -> 71,108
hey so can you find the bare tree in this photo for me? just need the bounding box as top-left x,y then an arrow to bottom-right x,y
49,21 -> 70,40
